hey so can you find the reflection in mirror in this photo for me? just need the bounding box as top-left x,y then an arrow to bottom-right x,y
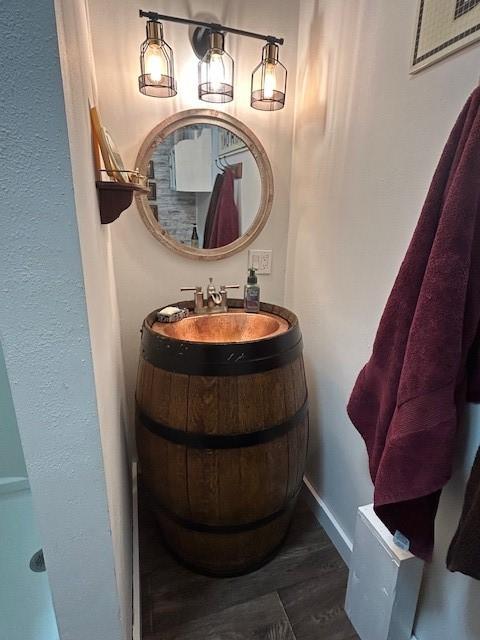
146,124 -> 261,249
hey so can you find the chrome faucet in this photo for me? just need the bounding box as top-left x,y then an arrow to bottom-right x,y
181,278 -> 239,314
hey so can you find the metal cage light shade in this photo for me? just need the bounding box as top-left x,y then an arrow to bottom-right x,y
139,21 -> 177,97
198,31 -> 234,103
251,43 -> 286,111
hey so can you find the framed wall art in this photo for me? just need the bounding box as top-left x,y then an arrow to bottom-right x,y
411,0 -> 480,72
218,129 -> 246,156
147,181 -> 157,201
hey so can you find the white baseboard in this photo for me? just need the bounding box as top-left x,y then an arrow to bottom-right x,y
302,475 -> 353,566
132,462 -> 141,640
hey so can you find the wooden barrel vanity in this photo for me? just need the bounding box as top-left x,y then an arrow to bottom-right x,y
136,300 -> 308,576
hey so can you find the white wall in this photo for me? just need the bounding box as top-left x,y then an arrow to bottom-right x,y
87,0 -> 299,419
0,2 -> 127,639
54,1 -> 132,637
287,1 -> 480,639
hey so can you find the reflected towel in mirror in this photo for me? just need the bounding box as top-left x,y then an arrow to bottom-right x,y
203,168 -> 240,249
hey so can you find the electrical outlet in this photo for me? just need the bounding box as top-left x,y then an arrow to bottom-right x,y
249,250 -> 272,275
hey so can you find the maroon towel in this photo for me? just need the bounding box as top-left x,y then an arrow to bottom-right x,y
447,446 -> 480,578
203,169 -> 240,249
347,86 -> 480,561
203,172 -> 224,248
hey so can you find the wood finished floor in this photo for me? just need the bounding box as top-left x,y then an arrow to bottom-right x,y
139,491 -> 359,640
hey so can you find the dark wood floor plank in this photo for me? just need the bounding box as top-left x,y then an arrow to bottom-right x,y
143,592 -> 296,640
257,621 -> 296,640
279,571 -> 358,640
149,543 -> 344,632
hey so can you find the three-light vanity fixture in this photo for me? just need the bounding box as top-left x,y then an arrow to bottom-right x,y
138,10 -> 287,111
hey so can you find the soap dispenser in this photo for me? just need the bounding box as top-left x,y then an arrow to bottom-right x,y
244,268 -> 260,313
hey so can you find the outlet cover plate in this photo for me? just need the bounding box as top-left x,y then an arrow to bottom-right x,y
249,250 -> 272,275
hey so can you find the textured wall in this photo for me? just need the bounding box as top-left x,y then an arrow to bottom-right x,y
287,1 -> 480,639
87,0 -> 300,424
54,0 -> 132,636
0,2 -> 125,639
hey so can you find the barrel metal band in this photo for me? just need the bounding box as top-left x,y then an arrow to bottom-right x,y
144,485 -> 302,534
137,397 -> 308,450
141,336 -> 304,376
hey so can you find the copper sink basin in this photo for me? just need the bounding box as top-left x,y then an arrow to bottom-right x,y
153,309 -> 289,343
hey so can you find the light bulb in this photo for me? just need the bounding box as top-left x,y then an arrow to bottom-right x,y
209,52 -> 225,92
145,43 -> 166,82
263,62 -> 276,99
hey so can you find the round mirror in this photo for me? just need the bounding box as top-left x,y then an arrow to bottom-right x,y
135,110 -> 273,260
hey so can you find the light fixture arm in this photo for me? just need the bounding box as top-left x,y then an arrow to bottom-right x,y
138,9 -> 284,46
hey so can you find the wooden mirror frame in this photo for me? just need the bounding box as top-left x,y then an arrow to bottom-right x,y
135,109 -> 274,261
